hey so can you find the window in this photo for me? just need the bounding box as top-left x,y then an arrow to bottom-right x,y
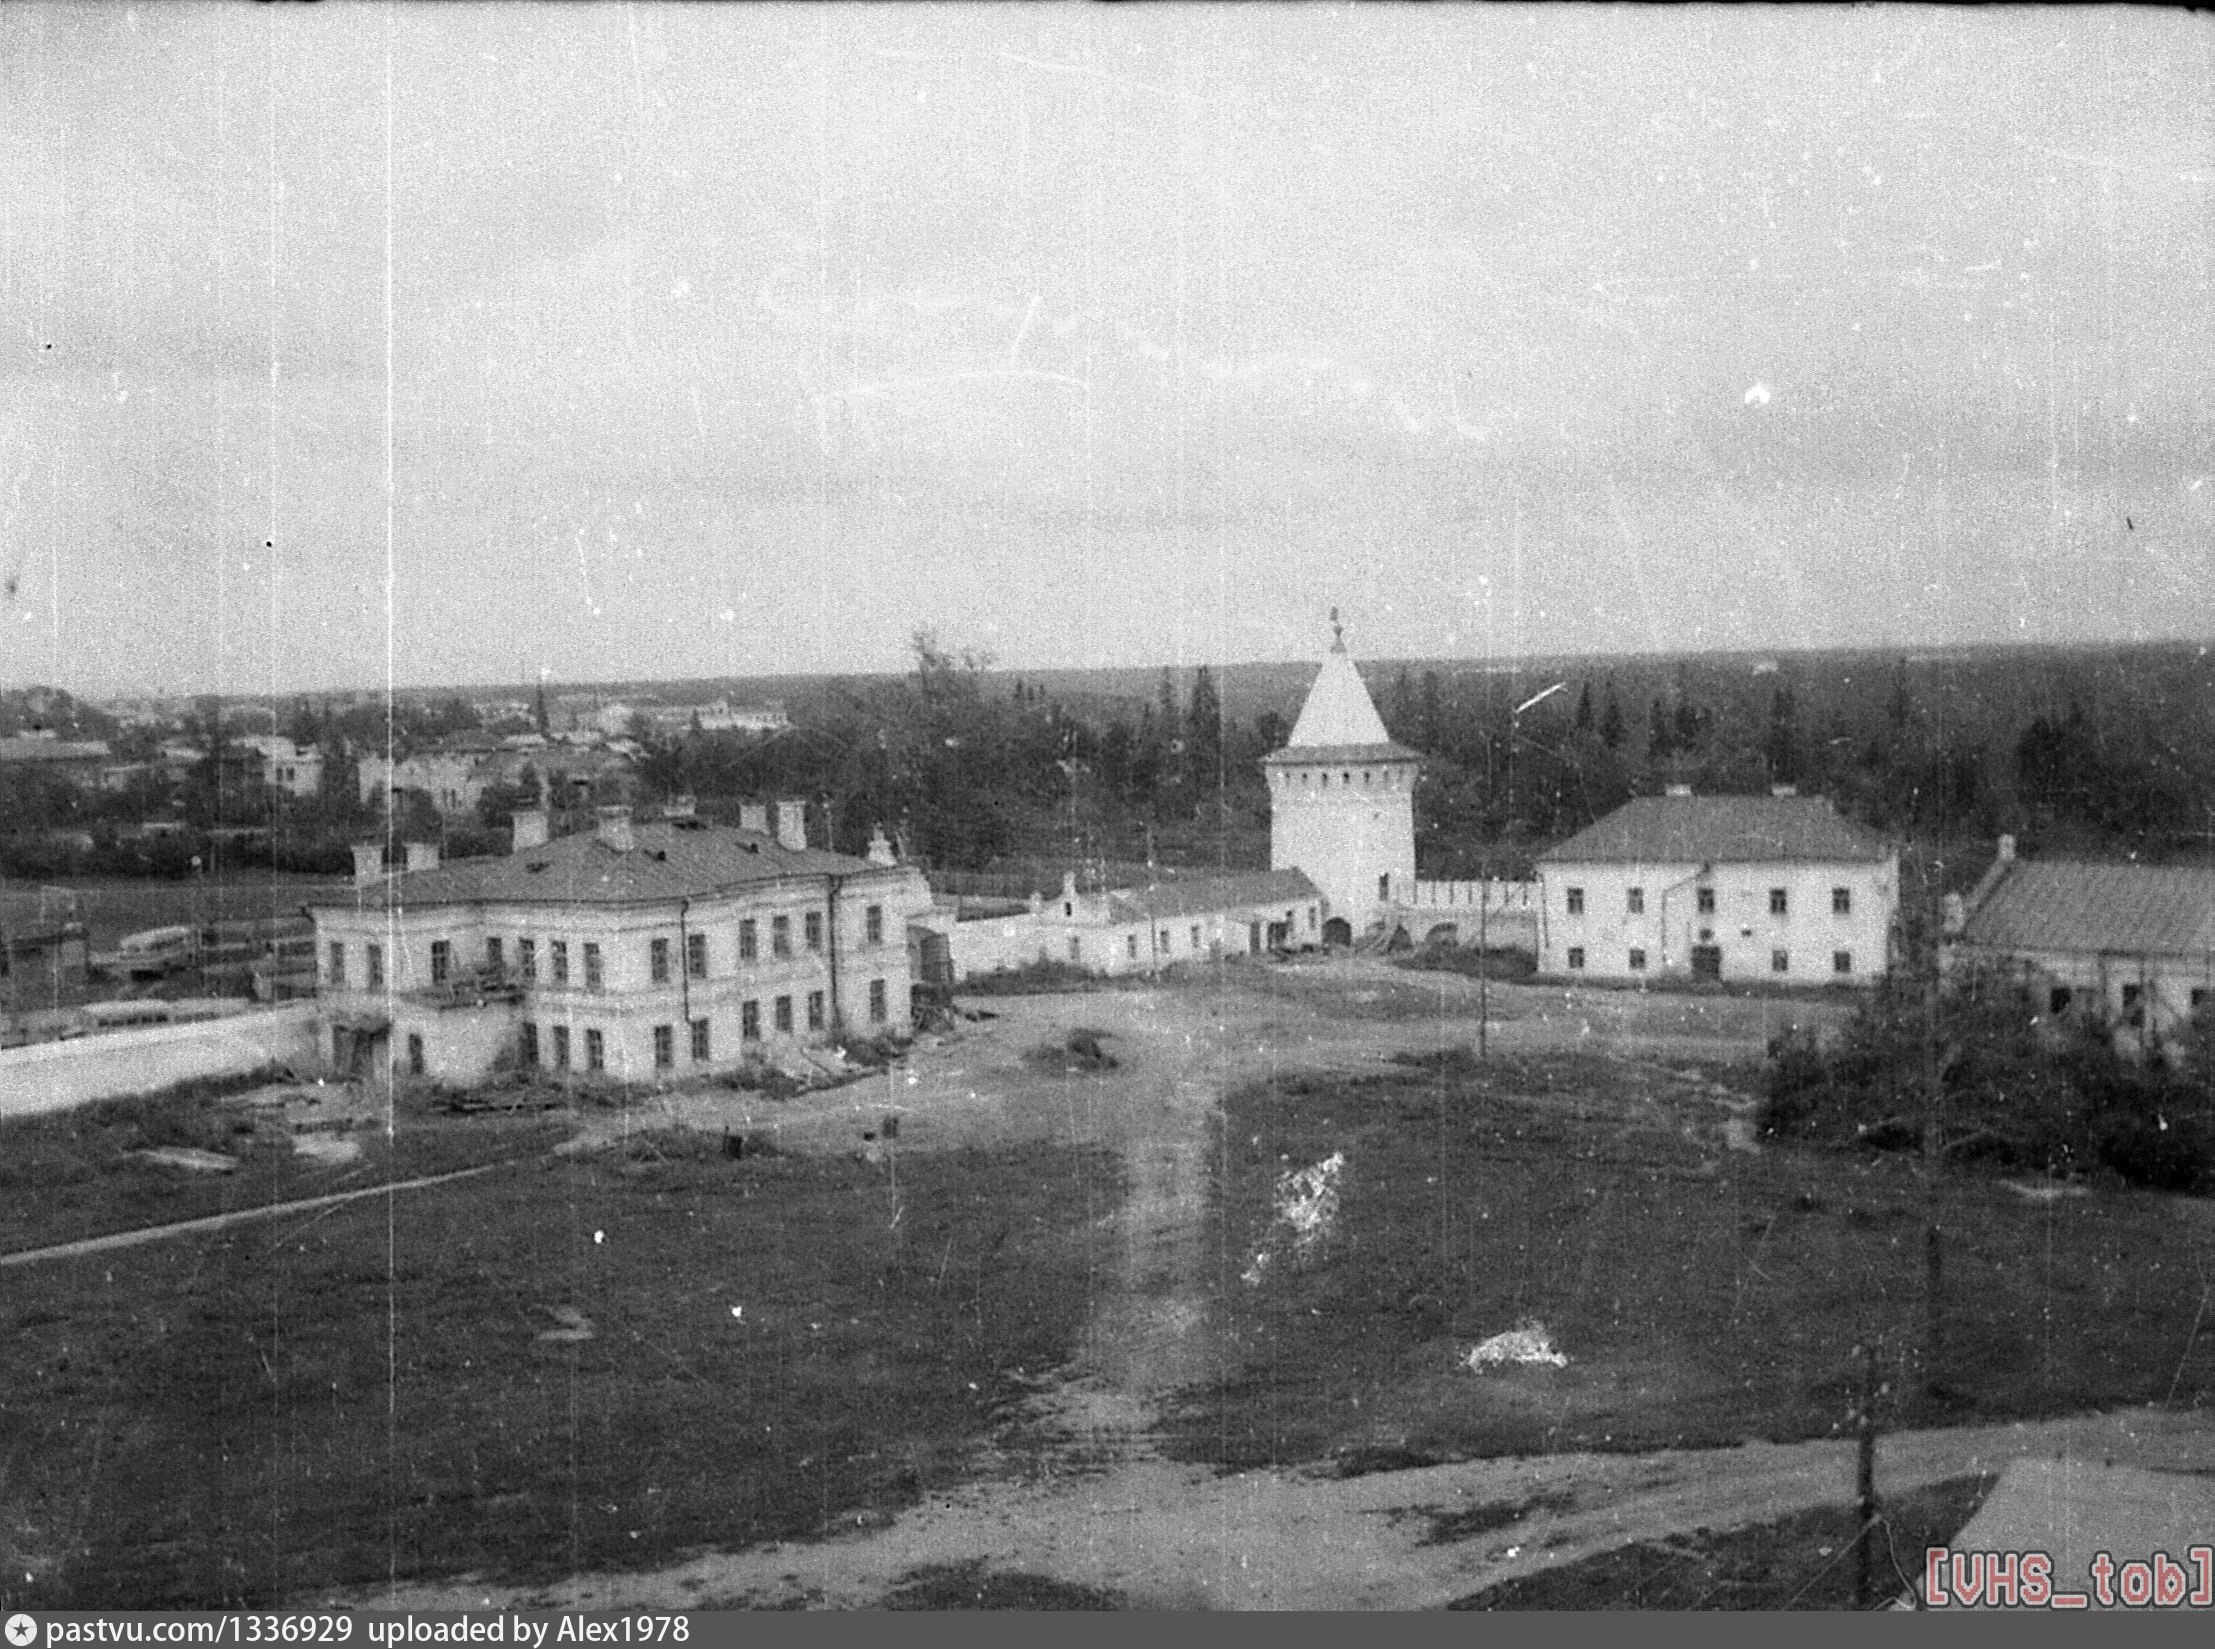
1833,887 -> 1852,915
739,919 -> 757,962
550,940 -> 569,984
2123,983 -> 2144,1029
691,1017 -> 711,1061
1307,906 -> 1318,931
1249,921 -> 1262,954
1068,937 -> 1081,964
1629,948 -> 1647,971
1378,873 -> 1390,901
1567,947 -> 1586,970
430,940 -> 451,985
1697,887 -> 1716,915
327,941 -> 346,986
2050,986 -> 2074,1015
1192,924 -> 1202,948
869,978 -> 887,1023
1159,929 -> 1171,952
1064,902 -> 1074,918
1566,888 -> 1585,916
1769,888 -> 1789,916
804,911 -> 823,952
686,932 -> 707,979
366,943 -> 383,988
1627,888 -> 1644,915
865,904 -> 884,946
407,1033 -> 425,1076
806,990 -> 825,1031
583,942 -> 603,991
653,1024 -> 674,1069
518,938 -> 536,981
772,915 -> 792,958
1127,935 -> 1139,961
486,937 -> 504,977
774,995 -> 793,1033
1771,949 -> 1790,974
585,1029 -> 605,1072
1834,951 -> 1853,975
650,938 -> 670,983
519,1022 -> 539,1067
741,1000 -> 760,1041
552,1025 -> 571,1070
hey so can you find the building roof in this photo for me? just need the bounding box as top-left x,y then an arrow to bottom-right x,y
1957,858 -> 2215,958
0,737 -> 111,764
1535,793 -> 1891,866
1104,867 -> 1321,925
310,820 -> 906,913
1263,647 -> 1420,766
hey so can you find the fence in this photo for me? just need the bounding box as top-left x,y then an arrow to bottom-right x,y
0,1001 -> 319,1121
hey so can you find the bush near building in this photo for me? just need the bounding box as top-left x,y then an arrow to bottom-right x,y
1761,968 -> 2215,1192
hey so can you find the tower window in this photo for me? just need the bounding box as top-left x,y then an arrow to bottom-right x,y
1627,887 -> 1644,914
1566,888 -> 1585,916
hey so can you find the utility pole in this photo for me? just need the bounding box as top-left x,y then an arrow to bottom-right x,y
1855,1339 -> 1880,1609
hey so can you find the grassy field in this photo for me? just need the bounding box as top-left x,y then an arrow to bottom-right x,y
1168,1049 -> 2215,1471
1449,1474 -> 1995,1610
0,1077 -> 560,1256
4,1132 -> 1119,1608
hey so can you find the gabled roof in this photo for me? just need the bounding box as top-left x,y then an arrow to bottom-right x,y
1535,794 -> 1891,865
0,737 -> 111,764
1958,859 -> 2215,958
309,821 -> 906,912
1104,868 -> 1320,925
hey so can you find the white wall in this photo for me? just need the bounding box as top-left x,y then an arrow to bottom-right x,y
1268,760 -> 1417,934
0,1003 -> 318,1120
1537,858 -> 1898,983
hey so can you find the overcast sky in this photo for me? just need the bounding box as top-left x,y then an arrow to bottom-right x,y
3,3 -> 2211,697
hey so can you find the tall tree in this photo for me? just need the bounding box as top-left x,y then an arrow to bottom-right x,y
1600,680 -> 1625,750
1185,664 -> 1222,789
1648,697 -> 1675,761
1574,681 -> 1594,734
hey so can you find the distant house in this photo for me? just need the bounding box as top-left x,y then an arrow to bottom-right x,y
934,867 -> 1323,981
358,740 -> 633,817
230,735 -> 324,799
1534,787 -> 1898,985
1943,836 -> 2215,1057
307,805 -> 931,1086
0,735 -> 111,785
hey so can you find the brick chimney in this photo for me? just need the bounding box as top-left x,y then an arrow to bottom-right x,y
866,825 -> 896,866
596,805 -> 635,853
775,799 -> 807,852
511,809 -> 549,853
739,801 -> 769,835
404,841 -> 440,874
351,842 -> 385,887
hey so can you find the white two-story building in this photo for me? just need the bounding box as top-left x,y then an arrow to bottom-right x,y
1534,787 -> 1898,986
307,805 -> 932,1086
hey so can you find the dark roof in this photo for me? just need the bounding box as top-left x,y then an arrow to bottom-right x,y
1535,794 -> 1890,865
309,821 -> 904,912
1105,868 -> 1320,924
1958,859 -> 2215,957
1262,741 -> 1423,766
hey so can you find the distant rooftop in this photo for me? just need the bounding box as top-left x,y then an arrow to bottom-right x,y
1959,859 -> 2215,958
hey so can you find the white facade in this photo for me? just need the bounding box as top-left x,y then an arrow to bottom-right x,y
1537,857 -> 1897,984
311,840 -> 932,1087
232,735 -> 324,798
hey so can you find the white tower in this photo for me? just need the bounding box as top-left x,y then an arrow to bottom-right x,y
1264,611 -> 1420,939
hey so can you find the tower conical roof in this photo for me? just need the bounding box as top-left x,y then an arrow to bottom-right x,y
1265,633 -> 1420,766
1286,649 -> 1393,747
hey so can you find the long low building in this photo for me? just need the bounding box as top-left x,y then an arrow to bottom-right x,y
938,867 -> 1324,981
307,806 -> 932,1086
1944,837 -> 2215,1057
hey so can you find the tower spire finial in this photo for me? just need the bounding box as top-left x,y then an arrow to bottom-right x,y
1329,606 -> 1345,654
